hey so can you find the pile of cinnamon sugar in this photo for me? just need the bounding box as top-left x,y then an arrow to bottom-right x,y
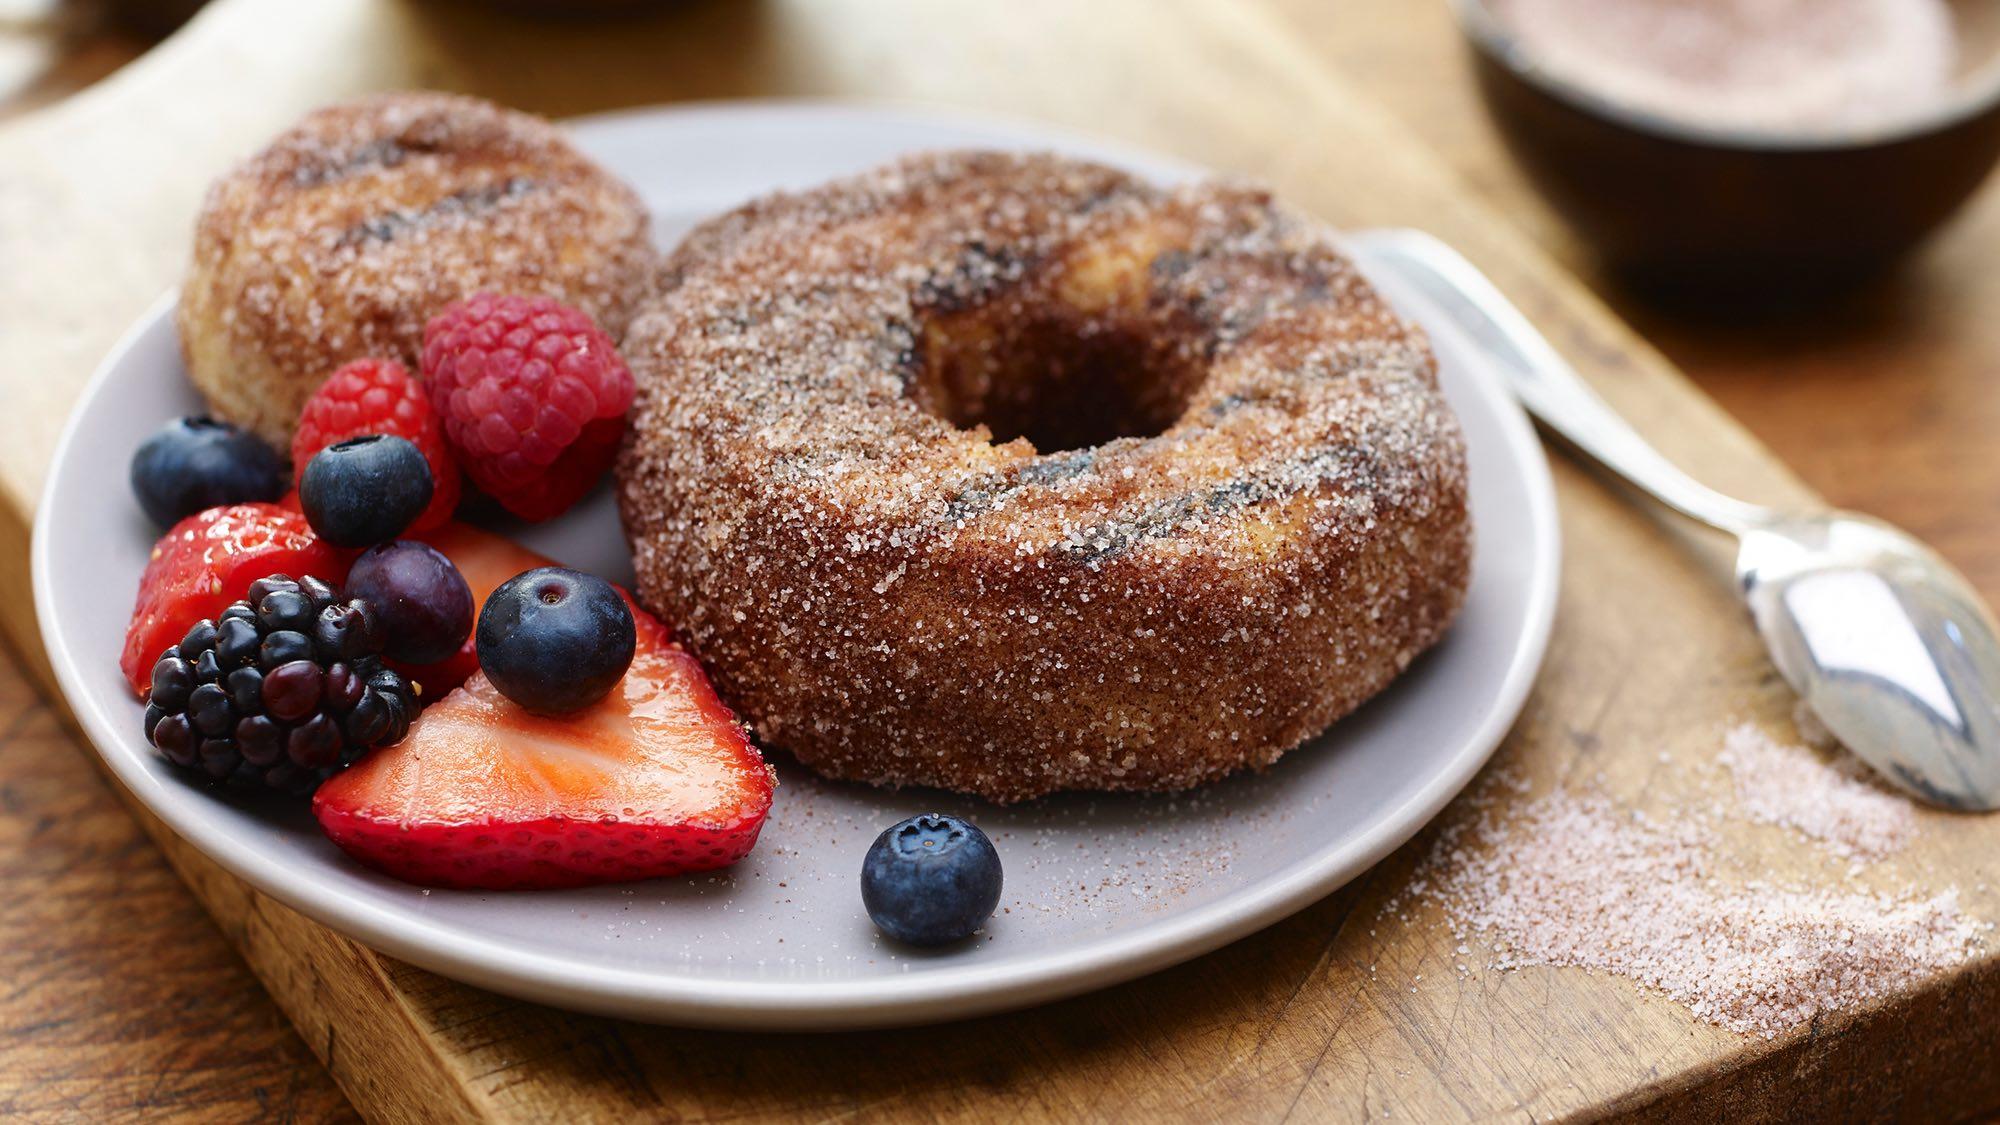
1490,0 -> 1959,135
1399,722 -> 1985,1038
1718,722 -> 1914,863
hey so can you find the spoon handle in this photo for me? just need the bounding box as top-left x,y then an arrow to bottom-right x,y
1351,230 -> 1771,535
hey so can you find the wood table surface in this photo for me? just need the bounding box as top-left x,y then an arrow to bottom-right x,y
3,1 -> 1999,1121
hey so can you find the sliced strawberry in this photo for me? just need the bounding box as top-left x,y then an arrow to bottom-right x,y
313,602 -> 773,890
119,503 -> 345,697
385,522 -> 557,694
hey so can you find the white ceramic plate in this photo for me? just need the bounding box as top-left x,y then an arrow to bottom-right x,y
33,102 -> 1559,1030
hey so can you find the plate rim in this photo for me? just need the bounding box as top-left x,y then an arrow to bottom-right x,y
32,98 -> 1560,1029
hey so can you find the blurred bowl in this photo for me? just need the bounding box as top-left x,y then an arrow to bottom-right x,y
1450,0 -> 2000,295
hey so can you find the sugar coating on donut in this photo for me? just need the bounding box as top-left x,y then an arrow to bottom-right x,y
178,91 -> 656,446
619,151 -> 1471,802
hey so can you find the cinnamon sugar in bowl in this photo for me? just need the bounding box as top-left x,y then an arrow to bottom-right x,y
1451,0 -> 2000,294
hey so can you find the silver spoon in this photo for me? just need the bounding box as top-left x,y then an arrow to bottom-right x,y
1352,229 -> 2000,810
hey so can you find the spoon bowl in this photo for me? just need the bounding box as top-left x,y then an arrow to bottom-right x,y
1740,512 -> 2000,809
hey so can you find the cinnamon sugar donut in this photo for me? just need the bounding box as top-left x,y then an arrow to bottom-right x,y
618,151 -> 1471,802
179,91 -> 655,446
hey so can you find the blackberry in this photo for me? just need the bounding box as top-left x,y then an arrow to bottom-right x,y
142,573 -> 421,795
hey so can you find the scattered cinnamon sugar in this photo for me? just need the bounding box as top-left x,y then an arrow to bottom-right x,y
1490,0 -> 1958,135
1719,722 -> 1913,862
1396,725 -> 1983,1039
1417,787 -> 1980,1038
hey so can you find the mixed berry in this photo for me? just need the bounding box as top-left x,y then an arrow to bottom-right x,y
130,416 -> 286,527
118,502 -> 340,696
422,292 -> 636,522
119,286 -> 1015,942
313,580 -> 771,890
116,293 -> 799,897
860,813 -> 1004,945
144,575 -> 419,794
345,541 -> 474,665
292,357 -> 460,532
475,566 -> 635,716
298,434 -> 434,547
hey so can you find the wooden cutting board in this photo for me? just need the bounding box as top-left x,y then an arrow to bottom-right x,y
5,0 -> 1997,1119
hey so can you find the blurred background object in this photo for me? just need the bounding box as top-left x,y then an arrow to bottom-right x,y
1451,0 -> 2000,298
0,0 -> 184,120
98,0 -> 203,37
0,0 -> 673,123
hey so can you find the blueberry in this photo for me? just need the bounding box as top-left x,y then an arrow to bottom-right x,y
476,567 -> 635,715
859,813 -> 1003,946
298,434 -> 433,547
129,416 -> 285,528
345,541 -> 474,664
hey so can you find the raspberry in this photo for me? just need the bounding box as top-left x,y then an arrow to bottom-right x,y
292,358 -> 460,531
421,293 -> 634,522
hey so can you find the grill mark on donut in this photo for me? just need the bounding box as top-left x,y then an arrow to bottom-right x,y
1075,182 -> 1133,214
1158,245 -> 1342,355
1059,442 -> 1380,564
940,449 -> 1100,524
1205,391 -> 1264,417
1149,249 -> 1196,281
916,240 -> 1033,314
289,136 -> 443,188
335,176 -> 537,248
1017,449 -> 1102,485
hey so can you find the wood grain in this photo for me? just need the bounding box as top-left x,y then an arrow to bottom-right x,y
0,640 -> 355,1122
4,0 -> 2000,1121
